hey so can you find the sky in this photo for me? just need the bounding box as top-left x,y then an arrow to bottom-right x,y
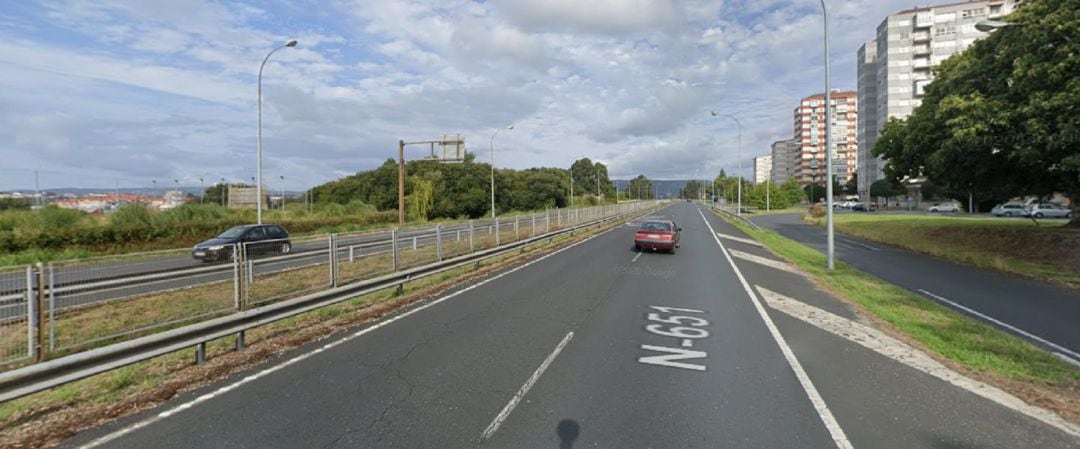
0,0 -> 924,192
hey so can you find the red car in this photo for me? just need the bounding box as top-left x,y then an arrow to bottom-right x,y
634,220 -> 681,254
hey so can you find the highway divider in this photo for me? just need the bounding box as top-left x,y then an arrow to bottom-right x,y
0,201 -> 663,403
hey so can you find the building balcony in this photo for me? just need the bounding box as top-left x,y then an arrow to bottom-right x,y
912,58 -> 931,70
912,32 -> 931,42
912,45 -> 930,55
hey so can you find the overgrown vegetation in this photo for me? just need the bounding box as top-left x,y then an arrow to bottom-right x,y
0,203 -> 395,260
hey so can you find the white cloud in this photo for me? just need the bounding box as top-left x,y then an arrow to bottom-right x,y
494,0 -> 684,36
1,0 -> 926,191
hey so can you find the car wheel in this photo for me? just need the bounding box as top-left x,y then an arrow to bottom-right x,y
281,242 -> 292,254
1005,212 -> 1013,217
669,246 -> 676,255
1035,212 -> 1044,218
1067,213 -> 1073,219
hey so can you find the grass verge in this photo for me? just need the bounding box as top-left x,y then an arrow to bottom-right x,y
0,213 -> 639,448
714,212 -> 1079,421
805,214 -> 1080,288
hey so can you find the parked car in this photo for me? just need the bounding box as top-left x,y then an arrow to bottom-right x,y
851,202 -> 876,212
991,203 -> 1029,217
634,220 -> 681,254
1028,203 -> 1073,219
928,203 -> 960,213
193,224 -> 292,262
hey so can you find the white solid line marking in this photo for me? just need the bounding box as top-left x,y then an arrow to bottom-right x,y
481,331 -> 575,441
697,209 -> 854,449
758,286 -> 1080,438
837,237 -> 880,251
632,252 -> 642,263
75,226 -> 618,449
917,289 -> 1080,363
728,248 -> 797,274
716,232 -> 762,247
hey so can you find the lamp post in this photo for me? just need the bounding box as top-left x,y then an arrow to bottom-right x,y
257,39 -> 298,225
489,125 -> 513,218
711,111 -> 743,216
819,0 -> 836,270
220,178 -> 226,207
280,175 -> 285,211
976,19 -> 1073,44
569,169 -> 574,208
199,177 -> 205,204
173,179 -> 180,205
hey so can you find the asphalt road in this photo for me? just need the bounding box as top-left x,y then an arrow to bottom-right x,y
0,218 -> 545,318
56,202 -> 1077,449
750,213 -> 1080,360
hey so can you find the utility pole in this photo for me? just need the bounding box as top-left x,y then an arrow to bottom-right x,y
34,170 -> 41,208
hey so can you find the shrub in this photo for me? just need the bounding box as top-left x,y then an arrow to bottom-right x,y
109,204 -> 156,228
38,206 -> 87,231
808,204 -> 826,218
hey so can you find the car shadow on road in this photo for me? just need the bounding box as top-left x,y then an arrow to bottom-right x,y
556,419 -> 580,449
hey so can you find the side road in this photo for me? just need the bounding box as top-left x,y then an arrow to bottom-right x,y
751,213 -> 1080,362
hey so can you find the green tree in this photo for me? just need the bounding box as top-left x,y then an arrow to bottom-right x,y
626,175 -> 654,200
679,180 -> 703,199
873,0 -> 1080,225
0,198 -> 31,211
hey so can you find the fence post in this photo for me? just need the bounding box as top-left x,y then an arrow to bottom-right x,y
436,224 -> 443,261
24,266 -> 34,362
495,217 -> 501,246
514,216 -> 519,241
412,236 -> 417,250
545,209 -> 550,233
531,214 -> 536,238
233,245 -> 242,311
35,263 -> 45,362
557,208 -> 562,227
392,228 -> 400,271
329,234 -> 339,288
48,264 -> 55,351
469,220 -> 475,252
349,245 -> 355,263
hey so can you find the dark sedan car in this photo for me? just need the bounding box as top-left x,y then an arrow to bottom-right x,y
634,220 -> 681,254
193,224 -> 292,262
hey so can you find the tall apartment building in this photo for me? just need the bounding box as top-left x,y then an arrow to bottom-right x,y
856,41 -> 878,198
793,91 -> 858,187
857,0 -> 1023,196
770,139 -> 799,184
753,155 -> 772,184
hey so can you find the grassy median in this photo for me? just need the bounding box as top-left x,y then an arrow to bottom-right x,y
724,215 -> 1078,386
806,214 -> 1080,288
0,213 -> 631,448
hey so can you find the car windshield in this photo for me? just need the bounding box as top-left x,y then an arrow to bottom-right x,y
217,227 -> 248,239
641,222 -> 671,232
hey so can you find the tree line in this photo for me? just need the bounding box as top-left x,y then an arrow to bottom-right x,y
308,154 -> 648,220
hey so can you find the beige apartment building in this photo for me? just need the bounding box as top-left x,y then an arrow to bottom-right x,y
753,155 -> 772,185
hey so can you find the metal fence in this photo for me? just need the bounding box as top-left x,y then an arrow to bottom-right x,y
0,266 -> 32,364
0,202 -> 655,370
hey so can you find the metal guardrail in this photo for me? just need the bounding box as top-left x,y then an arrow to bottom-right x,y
709,204 -> 761,230
0,202 -> 662,402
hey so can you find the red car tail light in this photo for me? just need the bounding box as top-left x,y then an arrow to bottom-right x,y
658,233 -> 673,241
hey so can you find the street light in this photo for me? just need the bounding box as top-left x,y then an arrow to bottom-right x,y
220,178 -> 226,207
199,177 -> 205,204
257,39 -> 298,225
280,175 -> 285,212
976,19 -> 1073,44
819,0 -> 836,270
490,125 -> 513,218
710,111 -> 742,216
